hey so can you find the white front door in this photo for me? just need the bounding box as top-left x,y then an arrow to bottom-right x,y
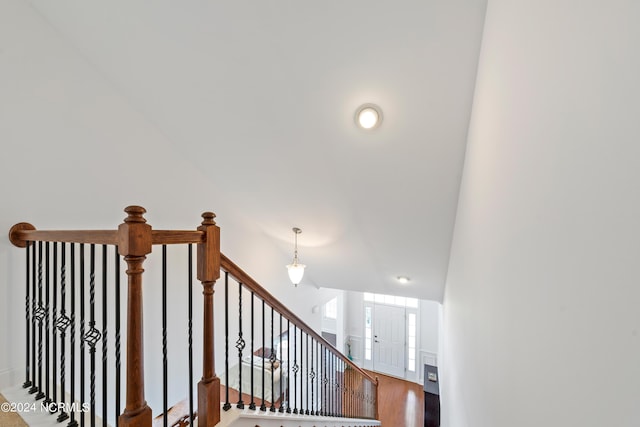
373,304 -> 405,377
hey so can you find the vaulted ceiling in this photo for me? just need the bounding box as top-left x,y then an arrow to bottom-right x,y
28,0 -> 488,301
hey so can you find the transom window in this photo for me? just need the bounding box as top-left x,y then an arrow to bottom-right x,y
363,292 -> 418,308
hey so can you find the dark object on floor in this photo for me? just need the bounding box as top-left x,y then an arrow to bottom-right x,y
424,364 -> 440,427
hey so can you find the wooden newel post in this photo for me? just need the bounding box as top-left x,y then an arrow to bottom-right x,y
197,212 -> 221,427
118,206 -> 153,427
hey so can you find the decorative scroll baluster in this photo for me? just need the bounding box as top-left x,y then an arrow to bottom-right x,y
162,245 -> 168,427
310,336 -> 315,415
68,243 -> 78,427
84,244 -> 103,427
187,244 -> 194,426
50,243 -> 58,412
35,241 -> 45,401
286,318 -> 291,414
292,325 -> 298,414
304,334 -> 313,415
23,241 -> 32,389
320,342 -> 324,416
236,282 -> 245,409
29,241 -> 38,395
315,340 -> 320,415
56,243 -> 70,422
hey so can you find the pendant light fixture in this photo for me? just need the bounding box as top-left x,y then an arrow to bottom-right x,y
286,227 -> 305,286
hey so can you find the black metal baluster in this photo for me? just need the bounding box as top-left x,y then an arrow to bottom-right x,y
223,272 -> 231,411
50,243 -> 58,411
321,344 -> 326,416
68,244 -> 78,427
114,246 -> 121,427
299,327 -> 304,414
162,245 -> 168,427
23,241 -> 32,389
248,291 -> 255,410
79,243 -> 85,427
102,245 -> 108,427
310,337 -> 315,415
292,325 -> 297,414
338,357 -> 342,417
286,318 -> 291,414
278,313 -> 284,413
335,354 -> 339,417
269,306 -> 275,412
35,241 -> 45,401
44,242 -> 51,405
187,245 -> 194,426
86,244 -> 101,427
56,243 -> 70,422
260,299 -> 266,412
319,342 -> 322,416
316,340 -> 320,415
29,241 -> 37,395
236,282 -> 245,409
305,333 -> 309,415
331,353 -> 336,417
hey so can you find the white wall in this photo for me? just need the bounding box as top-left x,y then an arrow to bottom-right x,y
441,1 -> 640,426
0,0 -> 341,415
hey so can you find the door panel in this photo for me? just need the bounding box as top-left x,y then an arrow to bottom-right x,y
373,304 -> 405,377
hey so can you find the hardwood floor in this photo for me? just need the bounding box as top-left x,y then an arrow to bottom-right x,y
368,370 -> 424,427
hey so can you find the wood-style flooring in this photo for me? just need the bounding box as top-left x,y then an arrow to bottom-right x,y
367,370 -> 424,427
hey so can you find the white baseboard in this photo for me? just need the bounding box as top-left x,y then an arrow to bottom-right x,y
0,367 -> 20,390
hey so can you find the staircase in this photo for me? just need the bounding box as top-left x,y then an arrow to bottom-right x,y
6,206 -> 380,427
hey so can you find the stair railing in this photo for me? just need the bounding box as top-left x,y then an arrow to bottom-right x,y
9,205 -> 378,427
219,255 -> 379,420
9,206 -> 222,427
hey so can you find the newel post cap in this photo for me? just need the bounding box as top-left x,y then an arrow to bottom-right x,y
118,205 -> 152,257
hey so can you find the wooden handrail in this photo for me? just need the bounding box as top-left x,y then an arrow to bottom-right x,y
220,253 -> 378,386
10,228 -> 204,246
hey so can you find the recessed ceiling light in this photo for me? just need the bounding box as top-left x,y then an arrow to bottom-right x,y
355,103 -> 383,130
397,276 -> 410,284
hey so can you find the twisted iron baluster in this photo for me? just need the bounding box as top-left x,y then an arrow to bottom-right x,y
68,243 -> 78,427
35,241 -> 45,401
162,245 -> 168,427
23,241 -> 32,389
44,242 -> 52,406
50,243 -> 58,412
236,282 -> 245,409
187,245 -> 194,425
292,325 -> 298,414
56,243 -> 70,421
